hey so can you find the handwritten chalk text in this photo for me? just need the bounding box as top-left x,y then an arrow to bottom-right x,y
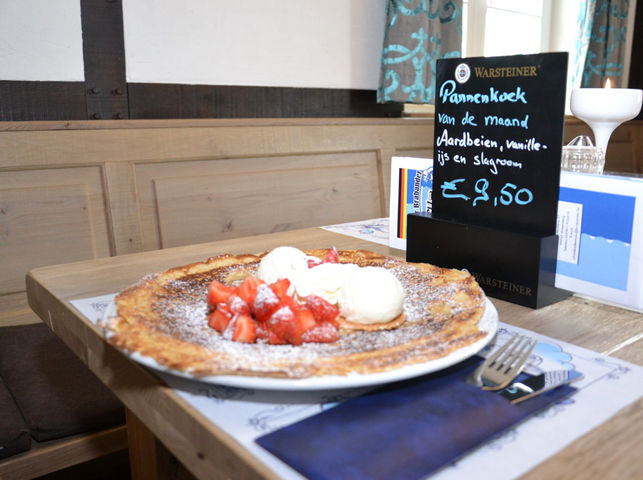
473,152 -> 523,175
505,138 -> 543,151
439,80 -> 528,105
436,129 -> 498,149
484,113 -> 529,129
440,177 -> 534,207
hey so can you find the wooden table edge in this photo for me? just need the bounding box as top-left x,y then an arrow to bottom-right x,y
25,273 -> 280,480
23,227 -> 643,479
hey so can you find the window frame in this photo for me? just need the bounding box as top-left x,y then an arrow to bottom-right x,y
403,0 -> 637,114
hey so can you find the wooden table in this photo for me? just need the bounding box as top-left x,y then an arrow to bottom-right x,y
26,228 -> 643,480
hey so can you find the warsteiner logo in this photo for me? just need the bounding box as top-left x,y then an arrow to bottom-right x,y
455,63 -> 470,84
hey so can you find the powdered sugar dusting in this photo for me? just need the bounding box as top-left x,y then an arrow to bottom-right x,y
134,255 -> 486,376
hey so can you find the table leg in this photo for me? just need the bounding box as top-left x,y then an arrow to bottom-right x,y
126,408 -> 164,480
125,408 -> 195,480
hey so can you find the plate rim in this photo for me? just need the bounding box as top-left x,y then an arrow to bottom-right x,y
103,297 -> 498,391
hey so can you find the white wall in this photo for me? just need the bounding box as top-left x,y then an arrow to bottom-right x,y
0,0 -> 84,81
0,0 -> 386,90
122,0 -> 386,90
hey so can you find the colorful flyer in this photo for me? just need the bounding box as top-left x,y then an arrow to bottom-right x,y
556,172 -> 643,310
388,157 -> 433,249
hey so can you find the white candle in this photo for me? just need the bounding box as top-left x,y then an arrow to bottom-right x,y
570,79 -> 642,156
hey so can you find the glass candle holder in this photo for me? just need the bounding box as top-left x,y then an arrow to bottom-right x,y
561,135 -> 605,174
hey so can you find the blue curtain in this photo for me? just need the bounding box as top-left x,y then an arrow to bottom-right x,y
570,1 -> 596,91
582,0 -> 632,87
377,0 -> 463,104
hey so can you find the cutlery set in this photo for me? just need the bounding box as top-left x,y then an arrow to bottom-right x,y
468,334 -> 583,404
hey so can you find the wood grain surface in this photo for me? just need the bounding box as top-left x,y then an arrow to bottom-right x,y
4,117 -> 641,333
0,117 -> 433,329
25,227 -> 643,480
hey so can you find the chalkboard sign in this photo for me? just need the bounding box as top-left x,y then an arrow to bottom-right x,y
432,53 -> 568,236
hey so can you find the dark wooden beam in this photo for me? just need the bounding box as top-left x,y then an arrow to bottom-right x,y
127,84 -> 402,118
80,0 -> 129,120
1,1 -> 401,121
0,81 -> 86,121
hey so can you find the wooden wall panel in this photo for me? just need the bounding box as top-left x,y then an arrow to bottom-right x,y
0,118 -> 434,326
2,117 -> 637,327
0,120 -> 431,168
146,152 -> 382,249
0,167 -> 111,294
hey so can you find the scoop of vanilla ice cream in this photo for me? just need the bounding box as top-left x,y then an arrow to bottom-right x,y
256,246 -> 310,284
257,246 -> 405,325
338,266 -> 404,324
292,263 -> 358,304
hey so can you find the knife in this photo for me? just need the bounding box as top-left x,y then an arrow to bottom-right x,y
498,369 -> 584,404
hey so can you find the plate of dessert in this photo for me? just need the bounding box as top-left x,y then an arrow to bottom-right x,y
99,247 -> 498,390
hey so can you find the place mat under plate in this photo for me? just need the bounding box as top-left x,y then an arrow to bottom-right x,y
256,356 -> 576,480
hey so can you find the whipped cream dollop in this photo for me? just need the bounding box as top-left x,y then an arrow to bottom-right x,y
294,263 -> 359,305
338,266 -> 405,324
256,246 -> 311,284
257,247 -> 404,324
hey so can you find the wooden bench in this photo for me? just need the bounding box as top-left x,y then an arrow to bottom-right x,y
0,426 -> 127,480
0,118 -> 433,477
0,117 -> 435,329
2,117 -> 638,332
0,324 -> 127,479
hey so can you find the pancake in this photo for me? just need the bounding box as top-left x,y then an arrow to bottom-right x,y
99,249 -> 487,378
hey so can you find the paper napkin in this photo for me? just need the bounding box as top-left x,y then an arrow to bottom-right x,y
256,357 -> 576,480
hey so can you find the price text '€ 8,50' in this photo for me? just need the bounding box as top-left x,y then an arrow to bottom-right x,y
440,177 -> 534,208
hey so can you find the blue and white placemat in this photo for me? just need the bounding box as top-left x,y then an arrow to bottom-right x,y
72,294 -> 643,480
321,218 -> 390,246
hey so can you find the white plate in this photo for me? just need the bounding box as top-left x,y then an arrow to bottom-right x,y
103,298 -> 498,391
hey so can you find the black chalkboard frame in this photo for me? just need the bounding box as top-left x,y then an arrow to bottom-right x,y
406,212 -> 571,308
406,53 -> 572,308
432,52 -> 569,236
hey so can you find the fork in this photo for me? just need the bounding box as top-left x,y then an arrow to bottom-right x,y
467,334 -> 537,390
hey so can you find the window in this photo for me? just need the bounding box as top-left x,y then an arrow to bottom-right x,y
403,0 -> 635,113
404,0 -> 554,115
463,0 -> 552,57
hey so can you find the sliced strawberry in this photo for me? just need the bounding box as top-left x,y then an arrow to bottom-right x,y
296,307 -> 317,332
307,247 -> 339,269
208,308 -> 232,333
253,283 -> 281,322
267,330 -> 288,345
232,314 -> 256,343
207,280 -> 236,307
217,302 -> 232,317
257,319 -> 288,344
279,292 -> 301,314
302,323 -> 339,343
322,246 -> 339,264
269,278 -> 291,300
237,276 -> 264,307
285,308 -> 317,345
226,294 -> 250,315
267,306 -> 295,342
305,295 -> 340,326
255,321 -> 270,342
307,258 -> 322,268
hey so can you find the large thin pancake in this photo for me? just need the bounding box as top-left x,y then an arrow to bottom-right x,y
99,249 -> 487,378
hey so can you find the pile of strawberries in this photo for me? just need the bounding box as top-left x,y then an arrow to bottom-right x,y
206,249 -> 341,345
